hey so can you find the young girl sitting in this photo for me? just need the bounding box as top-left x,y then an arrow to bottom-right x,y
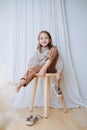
16,30 -> 62,94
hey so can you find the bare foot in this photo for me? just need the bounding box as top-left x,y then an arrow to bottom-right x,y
15,79 -> 26,92
15,85 -> 21,92
63,108 -> 68,113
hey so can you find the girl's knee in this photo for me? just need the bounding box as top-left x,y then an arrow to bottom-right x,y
48,47 -> 59,62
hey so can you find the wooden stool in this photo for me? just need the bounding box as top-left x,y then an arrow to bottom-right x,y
29,73 -> 67,118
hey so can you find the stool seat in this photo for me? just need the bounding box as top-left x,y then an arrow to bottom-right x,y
45,73 -> 57,76
29,73 -> 67,118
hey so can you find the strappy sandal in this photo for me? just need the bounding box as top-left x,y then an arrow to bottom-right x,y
26,115 -> 33,121
26,114 -> 39,126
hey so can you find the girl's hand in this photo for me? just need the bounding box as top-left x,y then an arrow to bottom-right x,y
35,72 -> 44,77
35,68 -> 46,77
56,72 -> 61,82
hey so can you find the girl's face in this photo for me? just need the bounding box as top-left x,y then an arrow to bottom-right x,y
39,32 -> 50,47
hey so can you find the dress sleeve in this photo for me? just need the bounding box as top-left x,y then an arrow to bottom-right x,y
28,50 -> 40,68
56,54 -> 64,73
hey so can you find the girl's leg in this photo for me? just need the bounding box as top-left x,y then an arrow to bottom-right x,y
47,47 -> 58,73
16,65 -> 43,92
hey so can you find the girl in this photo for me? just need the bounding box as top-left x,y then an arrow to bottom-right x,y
16,31 -> 62,93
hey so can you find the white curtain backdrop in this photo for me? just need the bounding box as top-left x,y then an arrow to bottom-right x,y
0,0 -> 87,108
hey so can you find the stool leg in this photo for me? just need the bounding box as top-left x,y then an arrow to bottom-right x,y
47,77 -> 50,107
44,76 -> 49,118
60,95 -> 68,113
29,77 -> 38,112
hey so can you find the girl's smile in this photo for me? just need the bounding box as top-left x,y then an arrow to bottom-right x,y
39,33 -> 50,47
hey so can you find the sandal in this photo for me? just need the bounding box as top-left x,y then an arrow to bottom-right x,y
26,114 -> 39,126
26,115 -> 33,121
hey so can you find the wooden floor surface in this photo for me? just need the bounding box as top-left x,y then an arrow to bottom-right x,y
8,107 -> 87,130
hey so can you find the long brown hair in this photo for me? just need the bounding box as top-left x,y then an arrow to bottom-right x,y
37,31 -> 53,52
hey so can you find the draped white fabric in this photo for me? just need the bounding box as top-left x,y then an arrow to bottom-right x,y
0,0 -> 87,108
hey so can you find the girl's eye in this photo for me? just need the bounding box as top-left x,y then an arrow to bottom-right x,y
40,37 -> 43,40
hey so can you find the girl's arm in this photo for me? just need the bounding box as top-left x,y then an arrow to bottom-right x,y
56,72 -> 61,83
36,47 -> 58,77
56,55 -> 64,82
35,59 -> 51,76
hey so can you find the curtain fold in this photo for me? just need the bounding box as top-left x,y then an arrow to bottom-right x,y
55,0 -> 85,106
